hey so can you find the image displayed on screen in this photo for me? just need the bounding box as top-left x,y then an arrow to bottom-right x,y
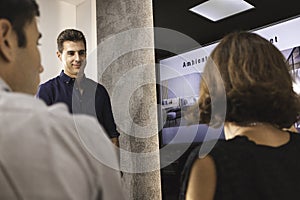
161,72 -> 200,128
158,42 -> 300,146
158,68 -> 225,146
282,46 -> 300,129
282,46 -> 300,94
158,15 -> 300,145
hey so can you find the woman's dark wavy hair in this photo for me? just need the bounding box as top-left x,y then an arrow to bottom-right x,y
198,31 -> 300,129
0,0 -> 39,47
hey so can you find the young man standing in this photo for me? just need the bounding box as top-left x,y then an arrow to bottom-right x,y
0,1 -> 124,199
37,29 -> 120,147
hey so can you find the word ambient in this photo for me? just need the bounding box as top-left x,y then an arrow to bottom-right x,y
182,56 -> 208,68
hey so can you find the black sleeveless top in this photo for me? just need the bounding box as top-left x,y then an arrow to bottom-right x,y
180,132 -> 300,200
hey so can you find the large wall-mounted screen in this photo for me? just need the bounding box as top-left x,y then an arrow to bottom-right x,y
158,15 -> 300,146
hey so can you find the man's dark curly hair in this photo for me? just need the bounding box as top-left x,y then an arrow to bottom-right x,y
198,31 -> 300,129
57,29 -> 87,53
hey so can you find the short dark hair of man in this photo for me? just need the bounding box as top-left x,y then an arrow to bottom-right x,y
0,0 -> 40,47
57,29 -> 87,53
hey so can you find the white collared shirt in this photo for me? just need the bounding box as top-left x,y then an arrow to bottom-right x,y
0,78 -> 125,200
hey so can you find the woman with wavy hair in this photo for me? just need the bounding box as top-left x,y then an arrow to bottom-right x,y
183,31 -> 300,200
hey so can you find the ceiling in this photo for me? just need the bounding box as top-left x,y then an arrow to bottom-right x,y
153,0 -> 300,60
60,0 -> 86,6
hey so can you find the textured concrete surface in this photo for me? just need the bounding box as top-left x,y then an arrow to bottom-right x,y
96,0 -> 161,199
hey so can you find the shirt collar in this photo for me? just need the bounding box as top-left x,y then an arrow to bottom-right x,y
0,78 -> 12,92
59,70 -> 86,84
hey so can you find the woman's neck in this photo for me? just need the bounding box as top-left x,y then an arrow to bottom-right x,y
224,122 -> 290,147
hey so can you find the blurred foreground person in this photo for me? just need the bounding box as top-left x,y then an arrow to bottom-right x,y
0,0 -> 125,199
182,32 -> 300,200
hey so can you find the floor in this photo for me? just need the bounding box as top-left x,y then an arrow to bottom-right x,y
160,143 -> 200,200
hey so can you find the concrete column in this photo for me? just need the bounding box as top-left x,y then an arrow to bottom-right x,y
96,0 -> 161,199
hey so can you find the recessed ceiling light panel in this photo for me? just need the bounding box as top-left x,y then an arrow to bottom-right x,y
189,0 -> 255,22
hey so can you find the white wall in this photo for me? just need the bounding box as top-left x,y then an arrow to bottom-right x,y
77,0 -> 97,81
36,0 -> 97,83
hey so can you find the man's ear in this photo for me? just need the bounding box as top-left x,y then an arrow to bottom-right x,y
0,19 -> 16,62
56,51 -> 62,61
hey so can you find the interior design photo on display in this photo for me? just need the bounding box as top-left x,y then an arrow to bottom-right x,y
282,46 -> 300,129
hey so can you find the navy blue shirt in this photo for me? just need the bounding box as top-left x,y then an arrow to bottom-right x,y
36,71 -> 120,138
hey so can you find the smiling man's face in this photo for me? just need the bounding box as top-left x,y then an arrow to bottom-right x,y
57,41 -> 86,78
